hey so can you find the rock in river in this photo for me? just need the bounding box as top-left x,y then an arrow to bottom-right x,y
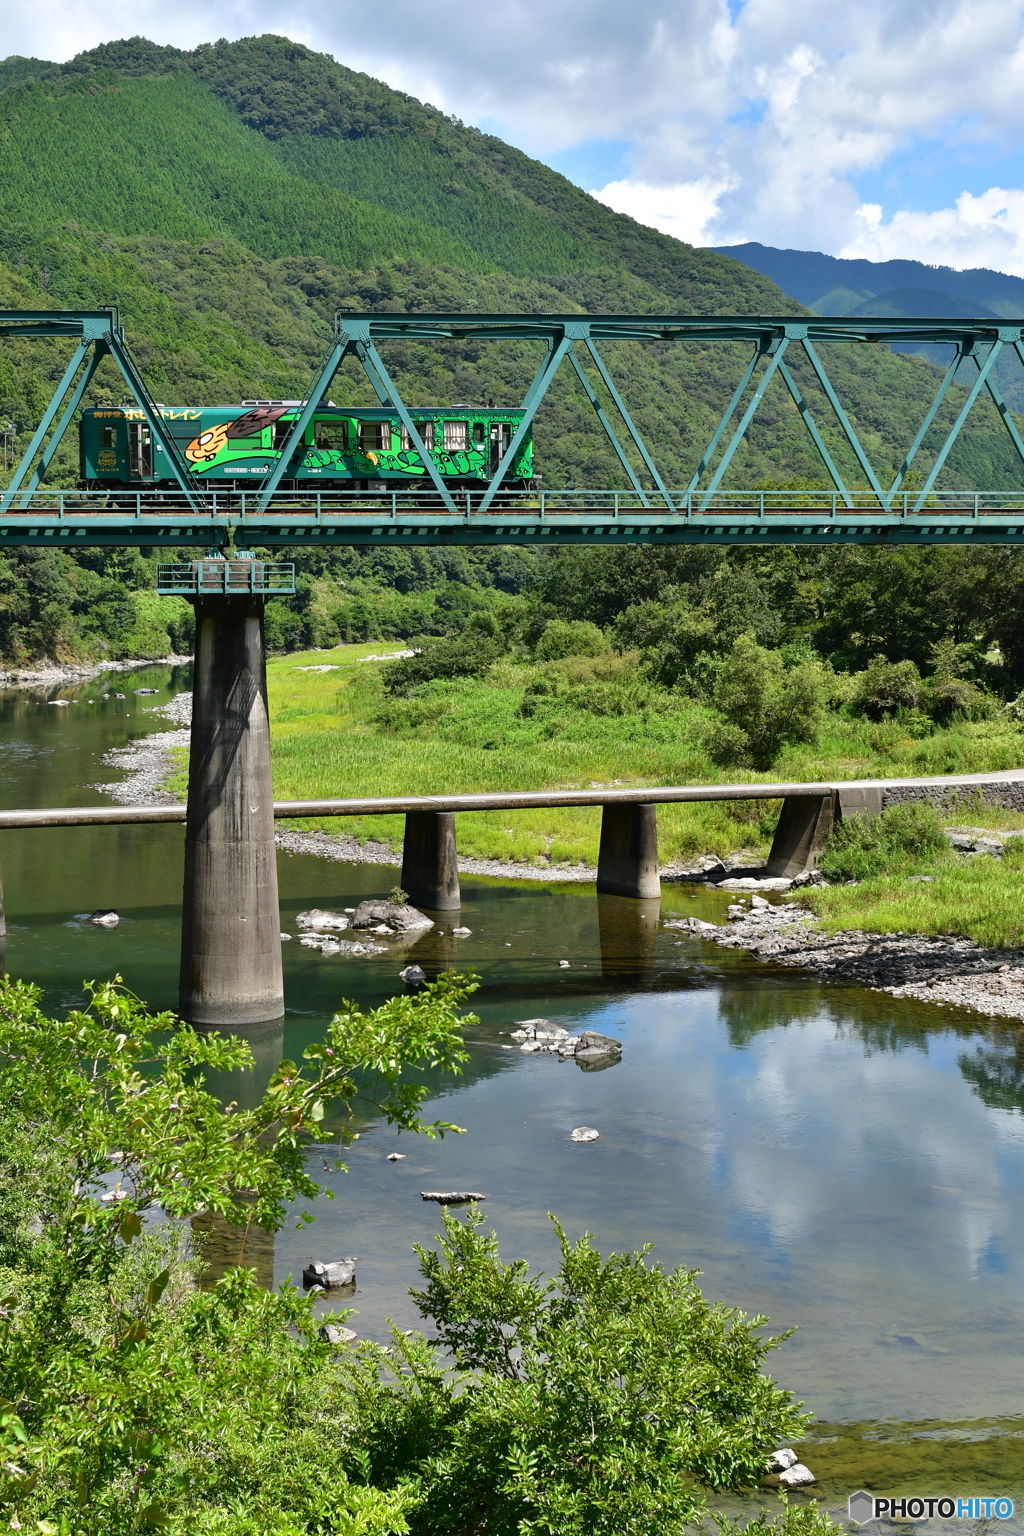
570,1126 -> 600,1142
296,909 -> 350,931
89,910 -> 119,926
420,1191 -> 487,1204
778,1464 -> 817,1488
400,964 -> 427,984
319,1322 -> 357,1345
303,1259 -> 357,1290
767,1449 -> 798,1472
351,899 -> 433,933
575,1029 -> 622,1062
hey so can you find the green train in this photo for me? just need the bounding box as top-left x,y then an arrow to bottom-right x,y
79,401 -> 534,491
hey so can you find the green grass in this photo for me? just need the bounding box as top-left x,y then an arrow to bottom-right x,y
254,644 -> 777,867
186,645 -> 1024,873
803,848 -> 1024,949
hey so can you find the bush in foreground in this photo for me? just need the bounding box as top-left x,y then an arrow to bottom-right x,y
342,1206 -> 812,1536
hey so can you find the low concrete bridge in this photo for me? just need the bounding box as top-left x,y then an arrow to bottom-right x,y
4,764 -> 1022,1027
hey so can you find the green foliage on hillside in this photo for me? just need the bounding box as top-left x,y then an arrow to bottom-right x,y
0,71 -> 494,273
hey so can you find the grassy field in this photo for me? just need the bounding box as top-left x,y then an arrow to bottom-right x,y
192,643 -> 1024,872
804,849 -> 1024,950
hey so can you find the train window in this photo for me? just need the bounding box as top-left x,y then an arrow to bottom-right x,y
400,421 -> 434,451
315,421 -> 348,451
272,420 -> 293,450
358,422 -> 388,452
443,420 -> 468,453
100,426 -> 117,449
472,421 -> 485,443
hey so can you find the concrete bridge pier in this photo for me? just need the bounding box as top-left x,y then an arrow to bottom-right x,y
178,592 -> 284,1027
401,810 -> 461,910
765,793 -> 835,878
596,803 -> 660,899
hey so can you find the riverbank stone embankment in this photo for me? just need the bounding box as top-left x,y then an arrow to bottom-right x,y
668,898 -> 1024,1021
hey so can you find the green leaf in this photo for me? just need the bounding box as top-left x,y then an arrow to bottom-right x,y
146,1267 -> 170,1309
119,1207 -> 143,1243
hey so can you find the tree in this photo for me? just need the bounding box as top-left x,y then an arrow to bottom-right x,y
0,972 -> 473,1532
708,635 -> 826,770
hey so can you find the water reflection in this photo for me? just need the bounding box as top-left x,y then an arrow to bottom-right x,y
192,1204 -> 276,1288
959,1029 -> 1024,1114
597,893 -> 660,984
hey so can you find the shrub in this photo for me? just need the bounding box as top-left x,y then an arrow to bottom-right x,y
0,974 -> 474,1533
924,640 -> 996,723
382,631 -> 504,695
708,635 -> 826,771
818,799 -> 952,882
342,1206 -> 812,1536
851,655 -> 924,719
534,618 -> 609,661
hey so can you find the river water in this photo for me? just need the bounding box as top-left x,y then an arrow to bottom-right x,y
4,662 -> 1024,1524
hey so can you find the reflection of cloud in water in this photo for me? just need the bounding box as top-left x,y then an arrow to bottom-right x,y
642,987 -> 1024,1339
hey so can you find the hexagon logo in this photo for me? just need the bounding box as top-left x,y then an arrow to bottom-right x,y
849,1491 -> 875,1524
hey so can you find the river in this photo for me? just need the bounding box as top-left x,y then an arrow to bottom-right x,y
3,661 -> 1024,1526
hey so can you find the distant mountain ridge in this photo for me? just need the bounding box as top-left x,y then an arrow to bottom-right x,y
713,242 -> 1024,319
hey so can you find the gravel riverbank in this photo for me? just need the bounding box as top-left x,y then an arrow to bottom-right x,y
0,656 -> 191,690
669,900 -> 1024,1021
94,692 -> 192,806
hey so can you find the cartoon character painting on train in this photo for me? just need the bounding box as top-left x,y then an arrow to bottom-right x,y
185,406 -> 288,468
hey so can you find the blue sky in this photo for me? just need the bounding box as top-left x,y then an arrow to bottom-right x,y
5,0 -> 1024,271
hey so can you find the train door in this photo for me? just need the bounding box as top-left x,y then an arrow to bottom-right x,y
128,422 -> 152,479
490,421 -> 512,472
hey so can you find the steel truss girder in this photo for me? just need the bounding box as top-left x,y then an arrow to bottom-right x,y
5,312 -> 1024,521
307,314 -> 1024,510
0,310 -> 204,514
2,514 -> 1024,548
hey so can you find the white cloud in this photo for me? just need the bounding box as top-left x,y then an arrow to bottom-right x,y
590,177 -> 729,246
841,189 -> 1024,275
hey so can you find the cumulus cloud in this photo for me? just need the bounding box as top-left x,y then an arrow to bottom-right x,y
841,191 -> 1024,276
6,0 -> 1024,263
589,177 -> 730,246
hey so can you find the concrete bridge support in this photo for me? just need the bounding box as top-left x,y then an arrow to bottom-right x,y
596,803 -> 660,899
766,793 -> 835,878
179,593 -> 283,1027
401,810 -> 461,910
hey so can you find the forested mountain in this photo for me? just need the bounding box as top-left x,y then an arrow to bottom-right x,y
0,35 -> 1023,667
714,242 -> 1024,319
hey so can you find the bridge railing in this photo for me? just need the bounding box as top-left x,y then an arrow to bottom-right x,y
7,488 -> 1024,519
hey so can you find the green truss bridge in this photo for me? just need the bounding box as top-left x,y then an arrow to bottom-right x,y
5,308 -> 1024,548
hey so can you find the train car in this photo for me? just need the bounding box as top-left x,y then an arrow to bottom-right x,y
79,401 -> 534,491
